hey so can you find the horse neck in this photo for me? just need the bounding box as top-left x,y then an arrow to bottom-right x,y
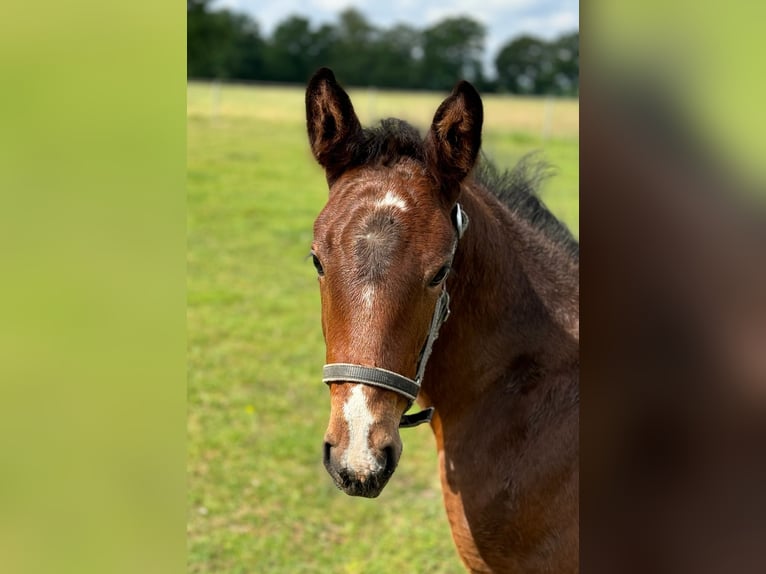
422,179 -> 579,418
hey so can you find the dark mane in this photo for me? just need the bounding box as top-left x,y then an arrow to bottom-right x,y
355,118 -> 579,261
474,155 -> 580,261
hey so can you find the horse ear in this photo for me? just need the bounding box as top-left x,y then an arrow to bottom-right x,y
306,68 -> 362,185
425,80 -> 483,202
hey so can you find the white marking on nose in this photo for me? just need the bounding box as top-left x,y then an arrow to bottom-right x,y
375,191 -> 408,211
342,385 -> 381,474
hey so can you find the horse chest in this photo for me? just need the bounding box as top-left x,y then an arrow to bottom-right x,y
437,449 -> 493,572
434,406 -> 576,573
433,412 -> 513,565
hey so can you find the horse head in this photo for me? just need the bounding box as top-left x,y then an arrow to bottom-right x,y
305,68 -> 482,497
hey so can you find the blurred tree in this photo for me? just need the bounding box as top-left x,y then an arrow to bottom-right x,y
421,17 -> 486,91
263,15 -> 316,82
495,35 -> 549,94
369,24 -> 422,88
226,13 -> 265,79
495,32 -> 578,95
307,24 -> 338,78
187,0 -> 223,77
329,9 -> 377,86
551,31 -> 579,95
187,1 -> 264,79
187,2 -> 577,94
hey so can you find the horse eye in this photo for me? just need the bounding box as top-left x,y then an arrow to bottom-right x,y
311,252 -> 325,276
429,265 -> 450,287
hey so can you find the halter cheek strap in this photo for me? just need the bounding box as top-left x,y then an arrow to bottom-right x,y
322,203 -> 469,428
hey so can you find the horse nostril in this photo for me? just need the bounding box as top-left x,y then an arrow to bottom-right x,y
323,441 -> 332,468
337,467 -> 353,488
382,445 -> 397,478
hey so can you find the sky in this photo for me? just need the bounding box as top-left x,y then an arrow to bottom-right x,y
211,0 -> 579,77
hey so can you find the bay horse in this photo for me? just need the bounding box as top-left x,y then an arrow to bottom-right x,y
305,68 -> 579,573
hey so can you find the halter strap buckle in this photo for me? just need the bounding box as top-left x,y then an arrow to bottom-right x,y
453,202 -> 469,239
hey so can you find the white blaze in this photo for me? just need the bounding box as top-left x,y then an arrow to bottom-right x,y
361,285 -> 375,310
342,385 -> 381,473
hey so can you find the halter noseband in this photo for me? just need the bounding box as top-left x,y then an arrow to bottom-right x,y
322,203 -> 469,428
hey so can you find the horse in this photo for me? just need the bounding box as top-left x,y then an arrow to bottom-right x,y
305,67 -> 579,573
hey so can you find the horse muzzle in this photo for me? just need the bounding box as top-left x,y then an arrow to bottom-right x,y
323,438 -> 401,498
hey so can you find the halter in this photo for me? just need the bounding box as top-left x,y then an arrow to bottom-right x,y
322,203 -> 469,428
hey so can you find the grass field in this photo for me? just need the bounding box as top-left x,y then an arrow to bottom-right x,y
187,81 -> 579,573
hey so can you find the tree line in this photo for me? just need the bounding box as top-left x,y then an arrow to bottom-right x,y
187,0 -> 578,95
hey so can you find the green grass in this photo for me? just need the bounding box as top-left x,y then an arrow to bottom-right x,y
187,82 -> 578,572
